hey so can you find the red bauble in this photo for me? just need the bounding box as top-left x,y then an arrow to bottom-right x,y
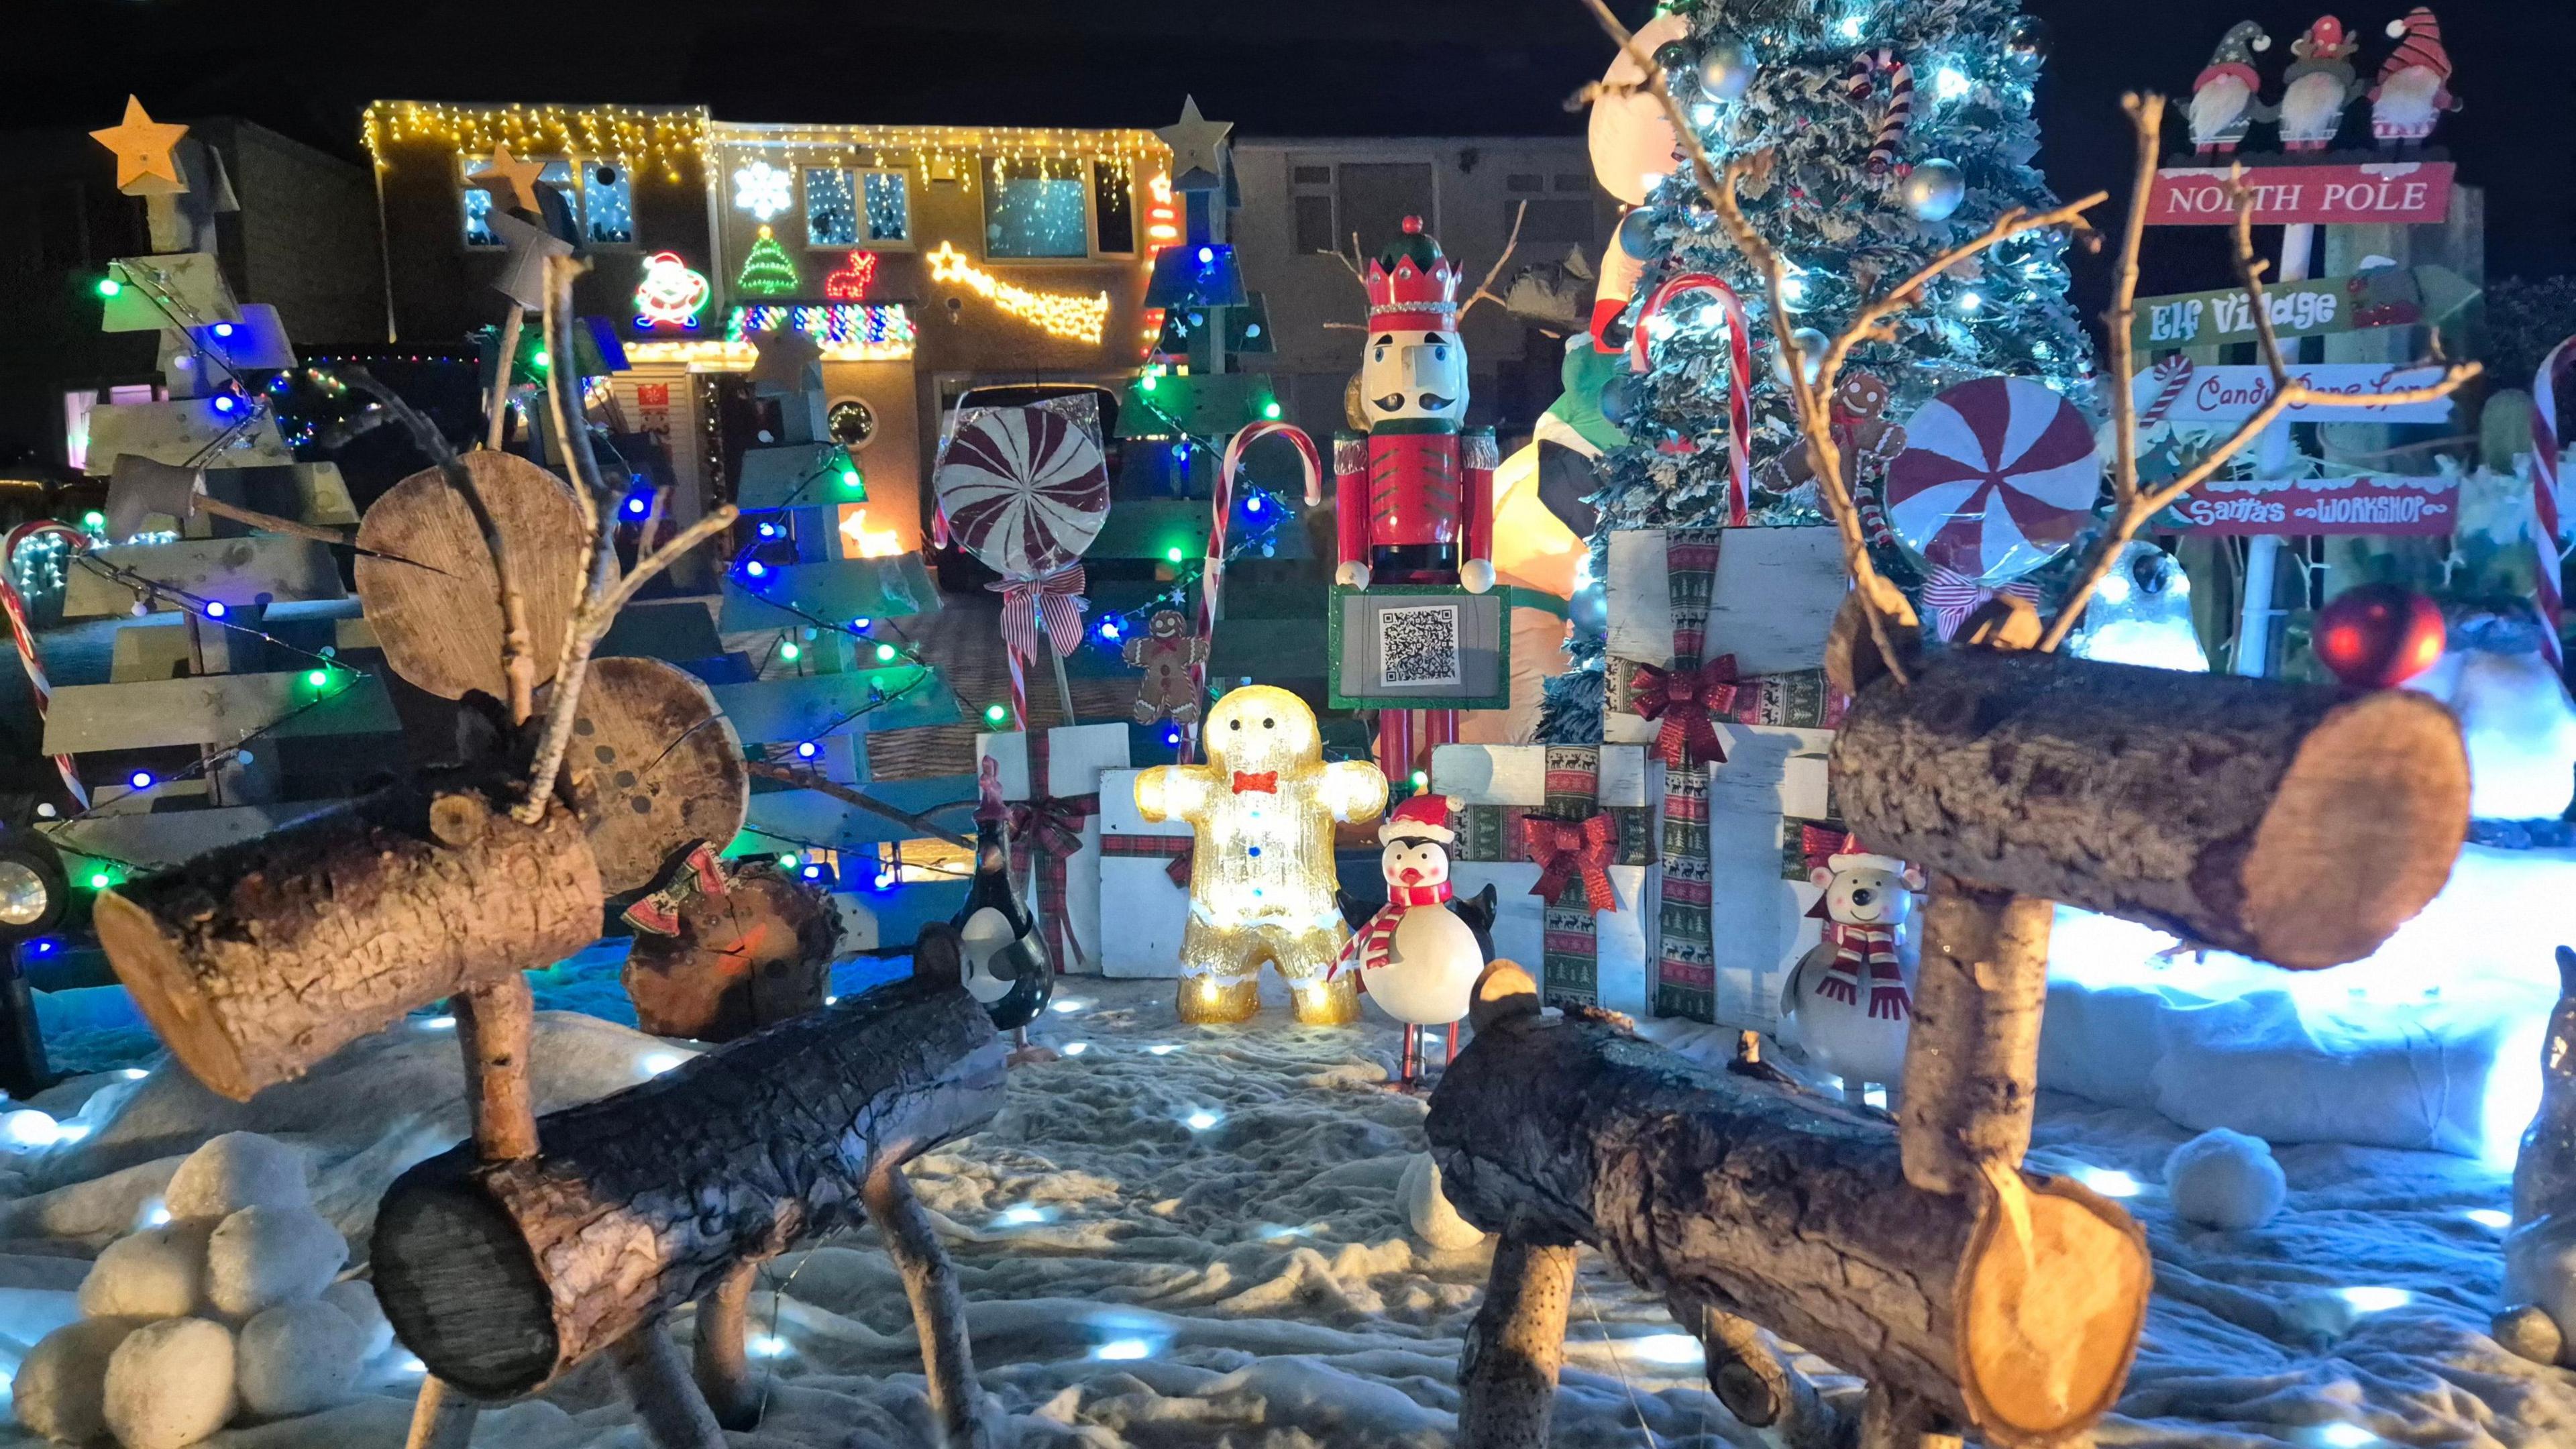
2312,584 -> 2446,689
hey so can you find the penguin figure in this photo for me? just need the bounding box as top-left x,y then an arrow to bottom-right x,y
2188,22 -> 2275,156
2495,947 -> 2576,1366
953,759 -> 1053,1032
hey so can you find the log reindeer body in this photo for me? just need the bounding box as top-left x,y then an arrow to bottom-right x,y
1780,835 -> 1924,1106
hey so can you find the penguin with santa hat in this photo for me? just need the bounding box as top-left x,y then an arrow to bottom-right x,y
1332,792 -> 1493,1086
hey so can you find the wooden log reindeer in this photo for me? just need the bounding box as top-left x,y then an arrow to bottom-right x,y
81,255 -> 991,1449
1434,15 -> 2480,1446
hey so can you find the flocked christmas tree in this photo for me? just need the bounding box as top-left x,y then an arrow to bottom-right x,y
736,224 -> 800,296
1594,0 -> 2094,555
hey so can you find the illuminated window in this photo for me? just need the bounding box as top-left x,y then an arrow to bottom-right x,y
582,162 -> 633,245
805,168 -> 857,247
983,158 -> 1088,259
1091,160 -> 1135,254
863,172 -> 910,244
464,157 -> 572,246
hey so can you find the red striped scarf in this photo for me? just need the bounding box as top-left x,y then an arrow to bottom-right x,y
1815,922 -> 1909,1020
1332,880 -> 1452,979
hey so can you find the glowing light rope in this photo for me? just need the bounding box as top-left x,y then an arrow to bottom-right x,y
924,241 -> 1111,344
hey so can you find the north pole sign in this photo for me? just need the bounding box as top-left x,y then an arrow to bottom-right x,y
2163,475 -> 2458,536
2143,163 -> 2455,227
2131,267 -> 2479,350
2130,362 -> 2457,424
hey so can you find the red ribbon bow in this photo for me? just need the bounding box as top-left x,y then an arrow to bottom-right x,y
1629,655 -> 1739,768
991,563 -> 1088,662
1004,788 -> 1100,973
1523,813 -> 1620,914
1919,566 -> 2043,642
1231,771 -> 1278,794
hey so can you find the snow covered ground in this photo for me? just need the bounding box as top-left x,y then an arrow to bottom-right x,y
0,955 -> 2566,1446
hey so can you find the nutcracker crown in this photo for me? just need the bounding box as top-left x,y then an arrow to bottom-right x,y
1366,216 -> 1460,325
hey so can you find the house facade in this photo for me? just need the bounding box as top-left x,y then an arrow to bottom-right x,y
365,103 -> 1171,551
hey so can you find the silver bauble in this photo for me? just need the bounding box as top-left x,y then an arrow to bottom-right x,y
1598,373 -> 1642,430
2005,15 -> 2051,62
1774,327 -> 1829,386
1697,40 -> 1758,101
1901,159 -> 1966,221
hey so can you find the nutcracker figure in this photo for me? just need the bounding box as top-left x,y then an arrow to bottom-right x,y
1334,217 -> 1498,782
1334,217 -> 1497,595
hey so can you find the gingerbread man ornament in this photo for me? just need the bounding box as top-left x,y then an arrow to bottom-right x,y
1136,685 -> 1388,1024
1122,609 -> 1207,727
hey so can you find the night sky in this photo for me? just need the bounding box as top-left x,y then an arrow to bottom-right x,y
16,0 -> 2573,311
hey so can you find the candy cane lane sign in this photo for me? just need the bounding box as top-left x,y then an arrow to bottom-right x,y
2129,362 -> 2457,423
2165,475 -> 2458,536
2131,266 -> 2478,350
2144,162 -> 2455,227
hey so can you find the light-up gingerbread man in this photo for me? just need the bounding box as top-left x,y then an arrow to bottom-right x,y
1136,685 -> 1387,1024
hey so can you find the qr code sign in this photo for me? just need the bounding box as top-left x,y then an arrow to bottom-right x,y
1378,604 -> 1462,687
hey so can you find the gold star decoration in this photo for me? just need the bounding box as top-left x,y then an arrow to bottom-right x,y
91,95 -> 190,197
468,144 -> 549,213
1155,96 -> 1233,191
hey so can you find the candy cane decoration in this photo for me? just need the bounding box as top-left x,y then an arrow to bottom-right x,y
2,523 -> 93,807
2531,334 -> 2574,667
1633,272 -> 1753,527
2139,354 -> 2195,427
1844,49 -> 1916,175
1185,421 -> 1322,758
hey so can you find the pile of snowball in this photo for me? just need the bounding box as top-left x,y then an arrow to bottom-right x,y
13,1132 -> 395,1449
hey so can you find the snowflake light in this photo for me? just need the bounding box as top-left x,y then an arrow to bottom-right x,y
733,160 -> 792,221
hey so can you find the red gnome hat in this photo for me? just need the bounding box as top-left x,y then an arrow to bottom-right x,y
1380,791 -> 1456,845
2379,8 -> 2450,83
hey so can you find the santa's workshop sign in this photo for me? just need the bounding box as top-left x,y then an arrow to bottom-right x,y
2144,162 -> 2454,226
2163,474 -> 2457,536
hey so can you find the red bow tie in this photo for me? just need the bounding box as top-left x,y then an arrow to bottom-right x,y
1231,770 -> 1279,794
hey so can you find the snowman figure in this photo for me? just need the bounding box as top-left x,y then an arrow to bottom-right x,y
1334,792 -> 1485,1085
1778,834 -> 1923,1108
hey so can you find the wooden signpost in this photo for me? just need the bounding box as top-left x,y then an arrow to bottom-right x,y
2143,162 -> 2455,227
2131,265 -> 2477,349
2131,360 -> 2457,424
2162,474 -> 2459,535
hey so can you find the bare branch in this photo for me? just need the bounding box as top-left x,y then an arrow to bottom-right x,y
1458,200 -> 1531,321
485,306 -> 523,455
579,507 -> 741,645
745,761 -> 971,847
2033,95 -> 2482,653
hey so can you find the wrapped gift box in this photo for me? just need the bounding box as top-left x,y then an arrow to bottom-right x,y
1431,742 -> 1662,1018
975,723 -> 1129,976
1095,765 -> 1192,978
1701,724 -> 1837,1030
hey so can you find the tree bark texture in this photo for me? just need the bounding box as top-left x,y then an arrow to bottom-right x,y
623,867 -> 838,1042
1425,978 -> 2149,1446
1831,648 -> 2466,968
1454,1234 -> 1576,1449
865,1159 -> 994,1449
1899,877 -> 2056,1195
95,787 -> 602,1102
370,975 -> 1004,1397
691,1262 -> 760,1432
607,1323 -> 724,1449
458,972 -> 540,1161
